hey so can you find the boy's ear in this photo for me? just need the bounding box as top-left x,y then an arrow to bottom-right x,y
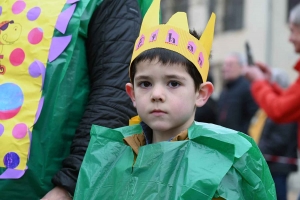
125,83 -> 136,107
195,82 -> 214,107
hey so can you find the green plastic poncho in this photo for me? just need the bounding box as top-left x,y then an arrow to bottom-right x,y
74,122 -> 276,200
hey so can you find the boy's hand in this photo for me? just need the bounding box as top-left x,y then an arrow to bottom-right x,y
41,186 -> 72,200
244,62 -> 272,82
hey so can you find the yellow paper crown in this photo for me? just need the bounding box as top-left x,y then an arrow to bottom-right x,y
130,0 -> 216,82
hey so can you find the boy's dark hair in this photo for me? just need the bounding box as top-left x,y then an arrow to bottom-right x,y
130,30 -> 204,91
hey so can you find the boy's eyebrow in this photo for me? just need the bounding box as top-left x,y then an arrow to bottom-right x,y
134,75 -> 150,80
134,74 -> 186,80
165,75 -> 186,80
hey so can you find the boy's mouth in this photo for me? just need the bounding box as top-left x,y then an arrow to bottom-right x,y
150,109 -> 167,116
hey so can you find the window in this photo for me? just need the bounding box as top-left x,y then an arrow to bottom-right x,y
161,0 -> 188,24
223,0 -> 244,31
208,0 -> 244,32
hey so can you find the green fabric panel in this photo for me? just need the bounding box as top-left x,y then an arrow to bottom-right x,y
138,0 -> 162,23
74,122 -> 276,200
138,0 -> 153,17
0,0 -> 103,199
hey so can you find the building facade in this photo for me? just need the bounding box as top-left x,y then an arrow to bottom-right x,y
162,0 -> 300,95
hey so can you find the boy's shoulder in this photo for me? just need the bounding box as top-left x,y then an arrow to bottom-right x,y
90,122 -> 256,159
188,122 -> 256,159
91,123 -> 142,139
189,121 -> 254,143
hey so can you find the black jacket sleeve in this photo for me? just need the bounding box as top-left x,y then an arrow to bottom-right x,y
52,0 -> 141,195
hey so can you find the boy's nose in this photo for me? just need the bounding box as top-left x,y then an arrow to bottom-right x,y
151,85 -> 165,102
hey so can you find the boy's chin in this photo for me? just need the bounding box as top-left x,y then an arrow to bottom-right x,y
146,122 -> 172,132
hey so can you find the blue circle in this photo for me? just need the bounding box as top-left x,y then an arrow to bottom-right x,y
3,152 -> 20,169
0,83 -> 24,111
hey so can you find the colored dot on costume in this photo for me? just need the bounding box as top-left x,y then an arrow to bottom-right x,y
28,60 -> 43,78
28,28 -> 43,45
27,7 -> 41,21
3,152 -> 20,169
0,124 -> 4,136
12,1 -> 26,15
0,6 -> 2,16
12,123 -> 27,139
9,48 -> 25,66
0,83 -> 24,120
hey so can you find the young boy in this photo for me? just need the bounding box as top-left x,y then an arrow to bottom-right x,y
74,0 -> 276,199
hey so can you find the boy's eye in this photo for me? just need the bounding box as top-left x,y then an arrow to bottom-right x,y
139,81 -> 152,88
168,81 -> 180,88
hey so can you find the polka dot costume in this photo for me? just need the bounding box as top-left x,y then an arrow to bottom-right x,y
0,0 -> 67,178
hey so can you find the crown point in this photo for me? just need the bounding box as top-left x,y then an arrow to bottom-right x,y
199,13 -> 216,57
166,12 -> 189,31
139,0 -> 160,34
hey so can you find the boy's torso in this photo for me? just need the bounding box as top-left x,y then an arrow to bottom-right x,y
75,122 -> 276,200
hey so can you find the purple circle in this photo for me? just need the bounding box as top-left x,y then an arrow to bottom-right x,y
4,152 -> 20,169
0,124 -> 4,136
28,61 -> 42,77
27,7 -> 41,21
0,6 -> 2,16
12,123 -> 27,139
12,1 -> 26,14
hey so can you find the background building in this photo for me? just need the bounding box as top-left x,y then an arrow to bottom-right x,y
161,0 -> 300,199
162,0 -> 299,95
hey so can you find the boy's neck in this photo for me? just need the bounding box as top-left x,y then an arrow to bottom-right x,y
152,131 -> 174,143
152,121 -> 194,143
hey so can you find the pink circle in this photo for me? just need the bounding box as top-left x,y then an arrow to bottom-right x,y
12,123 -> 27,139
9,48 -> 25,66
28,28 -> 43,45
12,1 -> 26,14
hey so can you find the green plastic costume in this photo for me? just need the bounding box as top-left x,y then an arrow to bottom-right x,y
0,0 -> 151,199
0,1 -> 99,199
74,122 -> 276,200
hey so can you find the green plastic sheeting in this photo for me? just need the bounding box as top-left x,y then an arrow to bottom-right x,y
138,0 -> 161,21
74,122 -> 276,200
138,0 -> 153,17
0,0 -> 103,199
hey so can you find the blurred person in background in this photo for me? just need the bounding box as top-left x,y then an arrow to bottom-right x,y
248,68 -> 298,200
246,2 -> 300,154
246,4 -> 300,199
217,52 -> 258,134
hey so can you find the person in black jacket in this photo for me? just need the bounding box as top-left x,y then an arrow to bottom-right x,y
259,119 -> 297,200
217,52 -> 258,134
42,0 -> 141,199
195,72 -> 217,124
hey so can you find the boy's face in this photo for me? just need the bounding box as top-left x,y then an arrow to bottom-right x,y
126,59 -> 213,136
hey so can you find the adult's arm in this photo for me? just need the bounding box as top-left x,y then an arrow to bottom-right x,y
251,78 -> 300,123
51,0 -> 141,195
